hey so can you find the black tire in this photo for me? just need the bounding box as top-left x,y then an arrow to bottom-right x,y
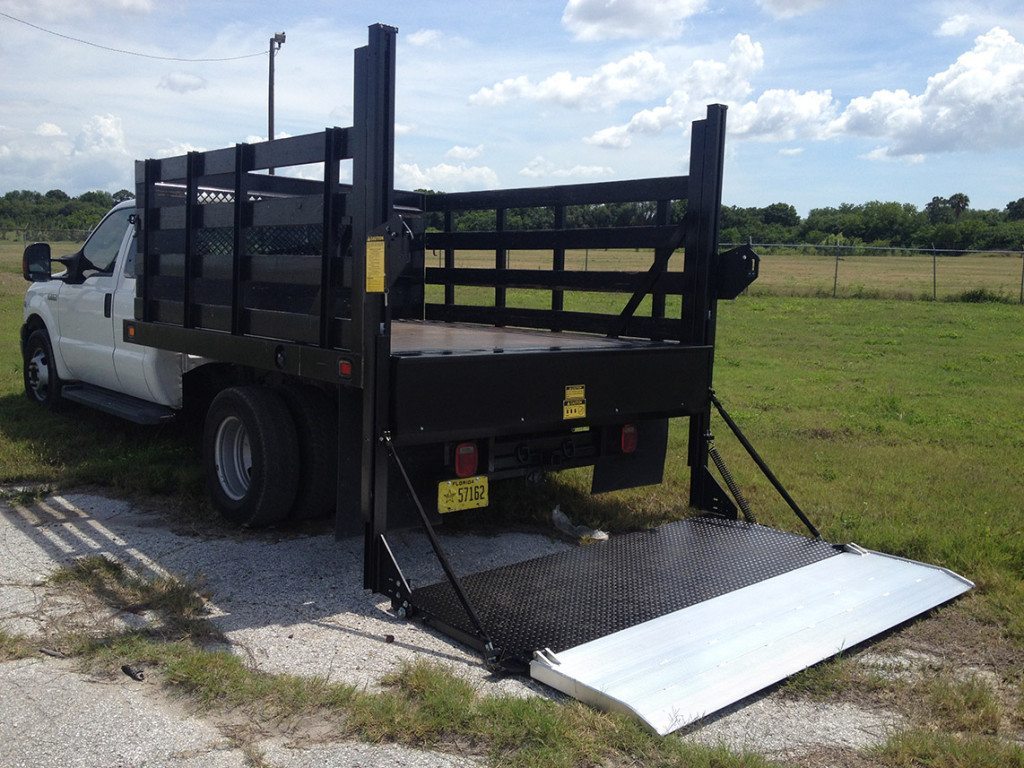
277,384 -> 338,520
202,385 -> 300,527
23,328 -> 63,410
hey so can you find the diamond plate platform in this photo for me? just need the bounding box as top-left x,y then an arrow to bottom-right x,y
409,516 -> 840,662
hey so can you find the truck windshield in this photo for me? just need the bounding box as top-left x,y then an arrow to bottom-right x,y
82,208 -> 132,273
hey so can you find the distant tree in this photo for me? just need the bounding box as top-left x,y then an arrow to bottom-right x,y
925,196 -> 952,224
760,202 -> 800,227
45,189 -> 69,201
948,193 -> 970,220
112,189 -> 134,203
1005,197 -> 1024,221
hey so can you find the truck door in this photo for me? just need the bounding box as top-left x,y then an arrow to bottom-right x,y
56,207 -> 133,388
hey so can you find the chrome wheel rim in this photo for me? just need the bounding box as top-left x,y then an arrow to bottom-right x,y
214,415 -> 252,501
27,347 -> 49,402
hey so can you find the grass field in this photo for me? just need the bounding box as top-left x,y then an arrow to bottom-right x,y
425,246 -> 1024,302
2,239 -> 1023,763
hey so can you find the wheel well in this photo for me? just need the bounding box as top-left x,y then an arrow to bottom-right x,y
182,363 -> 336,418
21,315 -> 47,353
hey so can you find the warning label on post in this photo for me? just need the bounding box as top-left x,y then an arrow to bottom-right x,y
366,235 -> 385,293
563,384 -> 586,420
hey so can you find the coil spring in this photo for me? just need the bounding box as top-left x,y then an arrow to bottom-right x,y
709,443 -> 756,523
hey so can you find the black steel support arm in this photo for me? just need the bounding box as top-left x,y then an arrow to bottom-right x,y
709,392 -> 821,540
381,433 -> 499,667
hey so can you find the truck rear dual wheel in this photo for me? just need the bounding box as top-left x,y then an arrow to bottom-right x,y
276,385 -> 338,520
203,386 -> 299,527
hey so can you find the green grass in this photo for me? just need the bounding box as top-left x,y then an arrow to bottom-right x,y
874,730 -> 1024,768
0,628 -> 33,660
915,676 -> 1004,735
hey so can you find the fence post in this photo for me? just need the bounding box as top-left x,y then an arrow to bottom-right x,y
832,243 -> 840,298
1019,246 -> 1023,305
932,243 -> 937,301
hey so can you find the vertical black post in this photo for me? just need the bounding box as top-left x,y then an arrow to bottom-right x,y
320,128 -> 344,348
932,244 -> 937,301
682,104 -> 727,513
231,144 -> 252,335
551,205 -> 565,330
651,198 -> 669,339
494,207 -> 506,321
349,24 -> 397,591
138,159 -> 158,323
183,151 -> 202,329
443,210 -> 455,308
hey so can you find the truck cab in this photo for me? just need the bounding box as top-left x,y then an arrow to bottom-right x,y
22,200 -> 184,414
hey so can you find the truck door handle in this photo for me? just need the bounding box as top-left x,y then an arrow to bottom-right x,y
104,293 -> 112,318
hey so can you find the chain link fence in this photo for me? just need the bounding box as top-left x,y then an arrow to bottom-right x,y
734,243 -> 1024,304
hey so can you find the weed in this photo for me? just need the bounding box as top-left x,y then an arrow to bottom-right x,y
915,675 -> 1003,735
0,629 -> 33,660
873,729 -> 1024,767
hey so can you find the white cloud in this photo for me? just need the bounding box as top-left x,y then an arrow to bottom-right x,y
407,29 -> 443,47
0,0 -> 152,19
157,72 -> 207,94
730,89 -> 837,140
396,162 -> 499,192
755,0 -> 828,19
446,144 -> 484,160
585,34 -> 775,148
34,122 -> 65,137
158,72 -> 207,94
862,147 -> 925,164
0,114 -> 133,192
518,156 -> 613,178
829,27 -> 1024,156
471,50 -> 669,110
936,14 -> 972,37
778,147 -> 804,156
561,0 -> 707,41
395,123 -> 415,136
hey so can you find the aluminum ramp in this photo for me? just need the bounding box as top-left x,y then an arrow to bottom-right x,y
409,517 -> 971,734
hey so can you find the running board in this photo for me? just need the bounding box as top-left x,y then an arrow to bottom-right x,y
530,548 -> 971,734
61,383 -> 176,425
408,518 -> 971,735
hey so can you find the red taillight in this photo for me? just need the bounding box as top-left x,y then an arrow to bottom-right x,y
338,359 -> 353,378
621,424 -> 638,454
454,442 -> 478,478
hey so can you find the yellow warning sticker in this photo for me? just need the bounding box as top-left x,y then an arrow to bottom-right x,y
366,235 -> 385,293
563,384 -> 586,420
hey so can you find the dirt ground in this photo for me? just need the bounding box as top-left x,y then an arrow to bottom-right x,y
1,488 -> 1020,767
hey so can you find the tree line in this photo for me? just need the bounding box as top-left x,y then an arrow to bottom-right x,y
0,189 -> 133,233
4,187 -> 1023,253
428,192 -> 1024,252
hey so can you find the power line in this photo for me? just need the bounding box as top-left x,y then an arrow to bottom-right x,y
0,10 -> 265,62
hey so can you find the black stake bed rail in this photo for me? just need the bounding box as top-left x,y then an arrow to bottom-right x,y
125,23 -> 765,667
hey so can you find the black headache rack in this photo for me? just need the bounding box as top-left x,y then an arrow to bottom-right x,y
126,24 -> 777,669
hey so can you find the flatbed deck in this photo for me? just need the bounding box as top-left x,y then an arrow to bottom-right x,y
390,320 -> 662,356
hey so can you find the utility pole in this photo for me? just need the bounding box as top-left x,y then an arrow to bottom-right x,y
268,31 -> 286,175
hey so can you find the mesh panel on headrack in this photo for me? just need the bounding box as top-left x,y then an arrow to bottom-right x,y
196,189 -> 234,205
196,228 -> 234,257
246,224 -> 323,256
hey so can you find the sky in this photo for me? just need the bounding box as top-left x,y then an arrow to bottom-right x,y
1,0 -> 1022,215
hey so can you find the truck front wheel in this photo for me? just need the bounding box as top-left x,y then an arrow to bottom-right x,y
203,386 -> 299,527
23,328 -> 63,410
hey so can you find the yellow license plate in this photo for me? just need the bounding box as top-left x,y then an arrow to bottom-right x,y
437,476 -> 489,513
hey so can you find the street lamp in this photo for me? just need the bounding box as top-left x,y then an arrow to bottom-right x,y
268,31 -> 285,174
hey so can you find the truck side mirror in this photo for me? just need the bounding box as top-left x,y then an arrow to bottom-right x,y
22,242 -> 52,282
